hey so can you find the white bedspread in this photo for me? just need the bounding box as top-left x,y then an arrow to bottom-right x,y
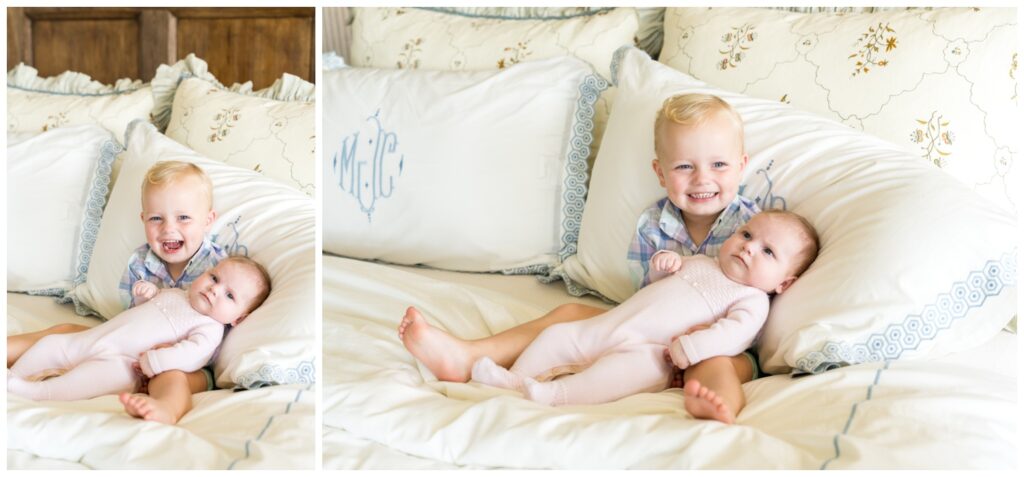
6,293 -> 315,469
323,255 -> 1017,469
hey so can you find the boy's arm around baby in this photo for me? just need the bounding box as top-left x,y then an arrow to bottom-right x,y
668,292 -> 769,369
138,320 -> 225,377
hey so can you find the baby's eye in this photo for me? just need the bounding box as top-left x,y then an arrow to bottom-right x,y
742,231 -> 751,239
211,274 -> 219,283
227,292 -> 235,301
763,247 -> 774,257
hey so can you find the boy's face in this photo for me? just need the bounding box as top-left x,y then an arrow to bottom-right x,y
718,214 -> 803,294
140,177 -> 216,268
652,113 -> 748,222
188,260 -> 264,326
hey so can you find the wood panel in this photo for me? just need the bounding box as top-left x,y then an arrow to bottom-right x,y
7,7 -> 314,88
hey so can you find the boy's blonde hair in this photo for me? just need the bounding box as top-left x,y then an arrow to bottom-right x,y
221,255 -> 273,315
142,161 -> 214,210
760,209 -> 820,277
654,93 -> 745,157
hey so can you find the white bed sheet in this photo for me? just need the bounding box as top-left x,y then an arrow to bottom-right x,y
323,254 -> 1017,469
6,292 -> 315,470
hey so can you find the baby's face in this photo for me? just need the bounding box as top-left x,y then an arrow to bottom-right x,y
653,113 -> 748,222
718,214 -> 803,294
141,177 -> 216,267
188,260 -> 264,325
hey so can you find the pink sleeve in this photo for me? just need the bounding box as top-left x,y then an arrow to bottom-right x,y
671,292 -> 769,368
140,321 -> 224,377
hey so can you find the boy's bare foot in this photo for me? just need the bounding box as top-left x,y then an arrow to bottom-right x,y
683,379 -> 735,424
397,306 -> 475,383
119,392 -> 177,425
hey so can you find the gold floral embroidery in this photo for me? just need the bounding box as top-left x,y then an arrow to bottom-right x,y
780,94 -> 791,104
718,24 -> 756,70
850,22 -> 897,76
498,41 -> 532,69
42,112 -> 68,132
397,38 -> 423,69
910,112 -> 954,168
209,108 -> 241,143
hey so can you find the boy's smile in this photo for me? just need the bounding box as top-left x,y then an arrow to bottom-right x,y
141,176 -> 217,280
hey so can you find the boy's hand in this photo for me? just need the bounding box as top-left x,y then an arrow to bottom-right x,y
132,280 -> 158,303
651,251 -> 683,274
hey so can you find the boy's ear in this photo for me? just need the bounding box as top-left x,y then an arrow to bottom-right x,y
140,212 -> 146,223
651,159 -> 667,187
738,153 -> 749,171
205,210 -> 218,229
773,276 -> 797,295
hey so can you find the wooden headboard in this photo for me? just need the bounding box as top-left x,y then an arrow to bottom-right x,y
7,7 -> 314,89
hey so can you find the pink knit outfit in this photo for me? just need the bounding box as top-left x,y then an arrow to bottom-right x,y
472,255 -> 768,405
8,289 -> 224,401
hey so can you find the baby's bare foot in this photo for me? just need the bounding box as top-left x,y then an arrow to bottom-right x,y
398,307 -> 475,383
683,379 -> 735,424
119,392 -> 177,425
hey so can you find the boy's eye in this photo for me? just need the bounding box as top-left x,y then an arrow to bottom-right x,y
178,215 -> 191,221
713,161 -> 728,168
675,164 -> 692,170
148,216 -> 162,222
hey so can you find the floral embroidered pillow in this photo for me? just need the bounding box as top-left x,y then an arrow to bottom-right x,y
6,64 -> 153,145
660,7 -> 1019,213
153,55 -> 315,196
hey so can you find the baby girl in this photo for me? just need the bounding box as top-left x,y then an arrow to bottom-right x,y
472,210 -> 818,406
8,256 -> 271,401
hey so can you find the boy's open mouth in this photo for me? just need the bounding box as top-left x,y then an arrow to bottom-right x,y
162,240 -> 185,253
688,192 -> 717,200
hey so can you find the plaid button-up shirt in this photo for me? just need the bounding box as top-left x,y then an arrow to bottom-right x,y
627,195 -> 760,289
118,237 -> 227,310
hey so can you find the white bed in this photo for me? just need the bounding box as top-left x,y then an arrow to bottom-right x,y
323,255 -> 1017,469
6,292 -> 315,470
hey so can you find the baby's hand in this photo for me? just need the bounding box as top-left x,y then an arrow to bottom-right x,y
651,251 -> 683,274
132,280 -> 158,303
668,336 -> 691,369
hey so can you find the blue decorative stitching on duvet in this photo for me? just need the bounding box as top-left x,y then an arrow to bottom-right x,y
236,360 -> 316,389
796,250 -> 1017,374
821,361 -> 889,469
227,382 -> 313,470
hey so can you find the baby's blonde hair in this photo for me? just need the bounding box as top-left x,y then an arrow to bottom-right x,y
653,93 -> 745,157
220,255 -> 272,315
141,161 -> 214,210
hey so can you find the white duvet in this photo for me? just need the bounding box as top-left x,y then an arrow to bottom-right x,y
323,255 -> 1016,469
6,293 -> 315,469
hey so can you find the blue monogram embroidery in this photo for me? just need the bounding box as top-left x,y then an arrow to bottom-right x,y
212,215 -> 249,257
333,109 -> 404,222
739,160 -> 787,210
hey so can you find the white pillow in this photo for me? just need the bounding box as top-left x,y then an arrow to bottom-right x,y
6,64 -> 153,145
349,7 -> 640,172
151,54 -> 316,196
7,125 -> 120,294
67,120 -> 315,389
323,56 -> 605,273
660,7 -> 1019,213
551,47 -> 1016,374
